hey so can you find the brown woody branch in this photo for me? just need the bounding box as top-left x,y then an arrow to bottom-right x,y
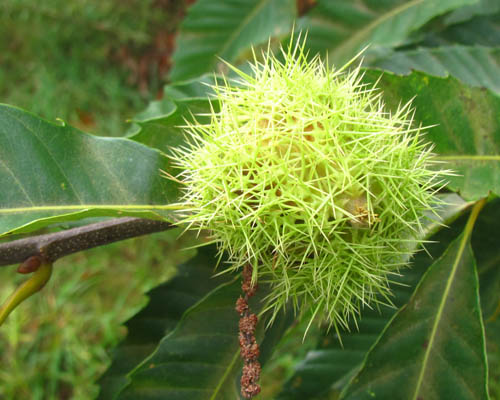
236,264 -> 261,398
0,217 -> 173,267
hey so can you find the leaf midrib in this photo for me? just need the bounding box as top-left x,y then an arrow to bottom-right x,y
0,204 -> 181,214
331,0 -> 424,60
412,199 -> 485,400
209,351 -> 240,400
217,0 -> 269,59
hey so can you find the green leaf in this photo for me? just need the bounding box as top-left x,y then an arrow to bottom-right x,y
341,202 -> 488,400
97,246 -> 230,399
169,0 -> 296,82
130,98 -> 177,126
471,198 -> 500,316
470,198 -> 500,398
129,101 -> 208,155
129,76 -> 219,154
0,105 -> 179,237
444,0 -> 500,24
116,257 -> 293,399
298,0 -> 476,66
423,12 -> 500,47
362,70 -> 500,201
162,75 -> 220,102
276,194 -> 472,399
368,45 -> 500,95
279,199 -> 498,400
99,245 -> 294,399
277,269 -> 425,400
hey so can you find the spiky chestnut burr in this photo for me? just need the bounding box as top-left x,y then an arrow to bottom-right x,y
170,38 -> 447,332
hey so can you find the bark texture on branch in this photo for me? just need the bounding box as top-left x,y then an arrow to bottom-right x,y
236,264 -> 261,398
0,218 -> 172,267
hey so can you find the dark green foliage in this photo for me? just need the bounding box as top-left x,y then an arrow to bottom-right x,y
169,0 -> 296,81
98,246 -> 237,399
342,224 -> 488,399
368,46 -> 500,95
0,105 -> 179,236
1,0 -> 499,398
361,70 -> 500,201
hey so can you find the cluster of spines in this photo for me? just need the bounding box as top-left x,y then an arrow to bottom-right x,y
171,39 -> 446,330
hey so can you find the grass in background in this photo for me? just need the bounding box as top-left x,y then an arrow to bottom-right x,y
0,229 -> 196,399
0,0 -> 181,136
0,1 -> 188,398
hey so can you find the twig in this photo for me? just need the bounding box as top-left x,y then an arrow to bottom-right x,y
0,218 -> 172,267
236,264 -> 261,398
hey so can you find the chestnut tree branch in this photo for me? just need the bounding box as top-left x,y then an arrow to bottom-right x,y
0,218 -> 173,267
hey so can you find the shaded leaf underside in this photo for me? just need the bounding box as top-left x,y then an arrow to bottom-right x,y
369,45 -> 500,95
170,0 -> 296,81
299,0 -> 476,66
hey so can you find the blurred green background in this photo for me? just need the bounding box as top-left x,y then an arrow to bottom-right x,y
0,0 -> 184,136
0,1 -> 188,399
1,0 -> 499,399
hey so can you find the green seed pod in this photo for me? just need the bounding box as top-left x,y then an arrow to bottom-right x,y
170,38 -> 447,331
